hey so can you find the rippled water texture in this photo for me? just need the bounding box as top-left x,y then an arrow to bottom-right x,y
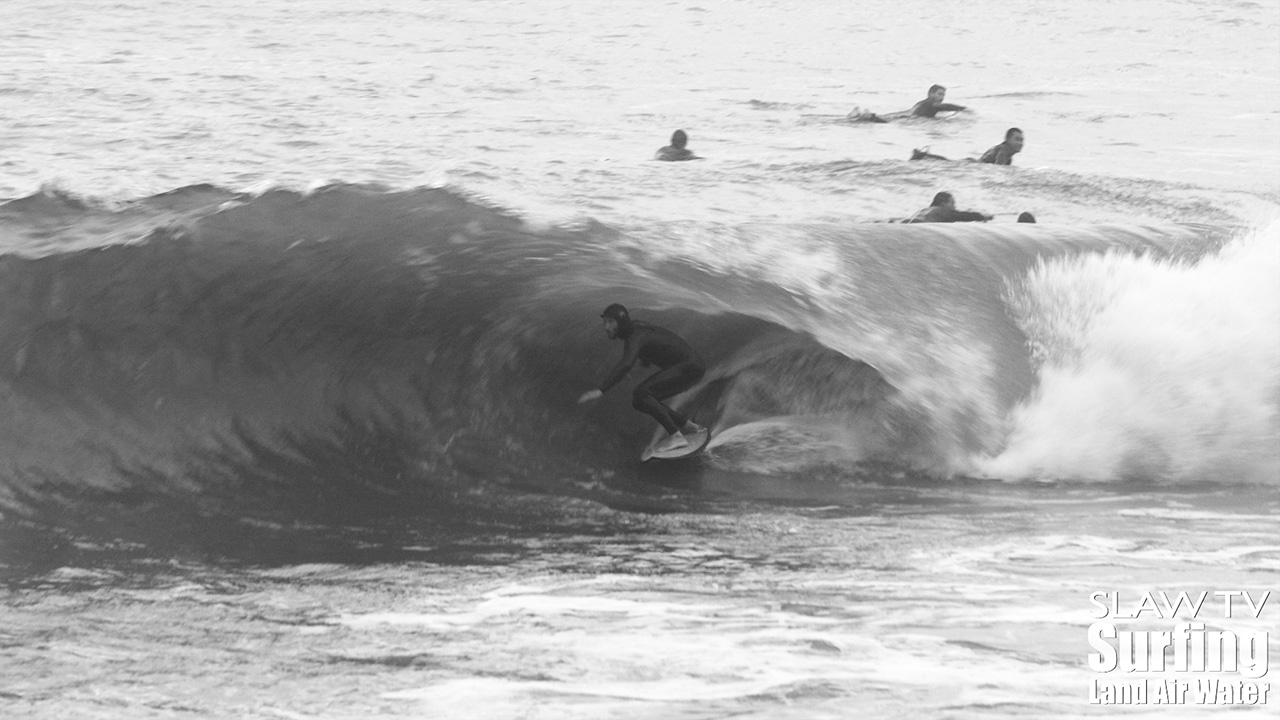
3,0 -> 1278,225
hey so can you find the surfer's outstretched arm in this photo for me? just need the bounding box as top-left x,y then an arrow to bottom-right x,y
578,347 -> 635,403
908,86 -> 967,117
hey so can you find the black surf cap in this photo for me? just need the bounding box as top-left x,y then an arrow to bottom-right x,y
601,303 -> 629,323
600,303 -> 633,336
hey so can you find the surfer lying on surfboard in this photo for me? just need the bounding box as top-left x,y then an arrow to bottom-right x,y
577,303 -> 706,454
903,191 -> 993,223
849,84 -> 969,123
910,128 -> 1026,165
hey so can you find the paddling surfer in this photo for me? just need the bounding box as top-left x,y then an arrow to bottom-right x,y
909,84 -> 967,117
849,84 -> 968,123
904,192 -> 992,223
910,127 -> 1026,165
577,303 -> 705,453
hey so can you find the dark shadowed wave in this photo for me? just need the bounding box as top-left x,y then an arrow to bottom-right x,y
0,184 -> 1227,549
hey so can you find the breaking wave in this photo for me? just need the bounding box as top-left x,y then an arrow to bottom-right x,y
0,183 -> 1270,539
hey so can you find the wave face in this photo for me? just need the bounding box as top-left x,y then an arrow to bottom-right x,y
0,184 -> 1271,536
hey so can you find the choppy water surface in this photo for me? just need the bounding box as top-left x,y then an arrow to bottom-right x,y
4,0 -> 1278,222
4,483 -> 1277,719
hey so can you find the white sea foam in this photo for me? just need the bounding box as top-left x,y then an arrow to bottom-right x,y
979,221 -> 1280,482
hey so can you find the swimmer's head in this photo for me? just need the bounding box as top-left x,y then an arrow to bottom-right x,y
928,84 -> 946,102
1017,212 -> 1036,223
1005,128 -> 1025,152
600,303 -> 634,339
670,129 -> 688,149
930,191 -> 956,209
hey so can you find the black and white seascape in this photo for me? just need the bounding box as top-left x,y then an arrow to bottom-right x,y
1,1 -> 1277,717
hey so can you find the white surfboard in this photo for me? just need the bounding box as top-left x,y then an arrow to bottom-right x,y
641,427 -> 712,462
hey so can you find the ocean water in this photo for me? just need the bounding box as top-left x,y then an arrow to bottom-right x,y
1,0 -> 1278,718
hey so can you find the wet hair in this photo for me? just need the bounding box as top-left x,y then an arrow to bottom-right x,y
928,84 -> 945,94
670,129 -> 688,149
930,191 -> 954,207
1017,212 -> 1036,223
600,303 -> 634,338
1006,127 -> 1024,141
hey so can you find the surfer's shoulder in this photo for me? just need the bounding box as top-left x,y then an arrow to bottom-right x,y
655,147 -> 696,161
655,129 -> 699,161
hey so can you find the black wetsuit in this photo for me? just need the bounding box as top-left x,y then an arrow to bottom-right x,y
979,142 -> 1017,165
599,321 -> 705,434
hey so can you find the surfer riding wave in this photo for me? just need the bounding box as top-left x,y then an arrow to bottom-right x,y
578,303 -> 706,454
